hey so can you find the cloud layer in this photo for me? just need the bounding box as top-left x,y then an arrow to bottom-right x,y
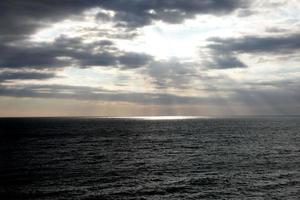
0,0 -> 299,116
0,36 -> 153,69
0,0 -> 248,42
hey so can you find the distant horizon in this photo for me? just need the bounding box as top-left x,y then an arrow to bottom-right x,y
1,114 -> 300,119
1,2 -> 299,197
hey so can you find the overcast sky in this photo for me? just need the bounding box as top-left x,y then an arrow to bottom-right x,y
0,0 -> 299,116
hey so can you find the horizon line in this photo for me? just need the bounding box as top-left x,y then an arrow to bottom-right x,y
1,114 -> 300,119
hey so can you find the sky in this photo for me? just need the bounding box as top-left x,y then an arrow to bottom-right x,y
0,0 -> 299,117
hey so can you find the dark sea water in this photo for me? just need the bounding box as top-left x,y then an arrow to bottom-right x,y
0,117 -> 299,199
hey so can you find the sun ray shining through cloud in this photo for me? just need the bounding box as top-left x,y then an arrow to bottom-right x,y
0,0 -> 299,116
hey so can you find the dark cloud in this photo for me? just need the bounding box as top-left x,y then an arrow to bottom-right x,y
0,71 -> 57,82
0,84 -> 222,105
265,27 -> 289,33
202,33 -> 300,69
232,86 -> 300,114
0,0 -> 249,43
144,60 -> 197,89
0,0 -> 100,43
203,53 -> 247,69
101,0 -> 249,28
208,34 -> 300,54
230,78 -> 300,111
1,79 -> 299,114
243,79 -> 299,88
0,36 -> 153,69
0,1 -> 249,70
118,53 -> 153,69
0,43 -> 68,69
77,52 -> 117,67
236,8 -> 255,17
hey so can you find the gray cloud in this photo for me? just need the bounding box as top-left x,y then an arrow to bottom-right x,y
144,60 -> 197,89
118,53 -> 153,69
1,79 -> 299,115
102,0 -> 249,28
203,53 -> 247,69
0,43 -> 68,69
236,8 -> 255,17
0,1 -> 250,71
0,36 -> 153,69
243,79 -> 300,88
265,27 -> 289,33
232,86 -> 300,114
0,71 -> 57,82
0,0 -> 249,43
0,0 -> 100,43
202,33 -> 300,69
0,84 -> 222,105
208,34 -> 300,54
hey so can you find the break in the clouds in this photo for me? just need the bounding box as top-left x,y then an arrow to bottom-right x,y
0,0 -> 299,116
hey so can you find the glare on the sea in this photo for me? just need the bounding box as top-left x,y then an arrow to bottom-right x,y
130,116 -> 203,120
88,116 -> 210,120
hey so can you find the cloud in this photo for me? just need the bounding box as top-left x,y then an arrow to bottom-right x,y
1,78 -> 299,115
144,60 -> 197,89
265,27 -> 289,33
236,8 -> 255,17
0,1 -> 100,43
207,34 -> 300,54
203,53 -> 247,69
202,33 -> 300,69
0,0 -> 249,43
232,86 -> 300,114
0,84 -> 222,105
102,0 -> 249,28
0,1 -> 250,72
0,71 -> 57,82
0,36 -> 153,69
118,53 -> 153,69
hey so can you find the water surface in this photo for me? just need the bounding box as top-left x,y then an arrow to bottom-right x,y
0,117 -> 299,199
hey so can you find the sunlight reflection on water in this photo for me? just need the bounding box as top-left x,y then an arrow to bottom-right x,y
100,116 -> 210,120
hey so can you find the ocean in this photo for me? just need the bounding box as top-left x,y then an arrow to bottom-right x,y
0,117 -> 299,199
